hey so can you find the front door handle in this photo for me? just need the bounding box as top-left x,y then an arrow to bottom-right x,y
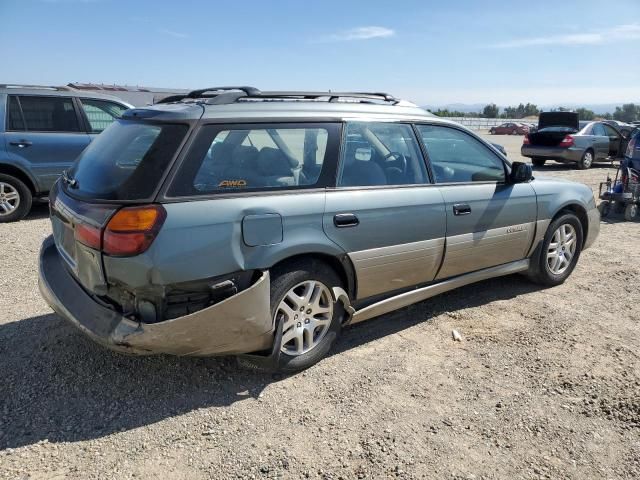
10,140 -> 32,148
334,213 -> 359,228
453,204 -> 472,216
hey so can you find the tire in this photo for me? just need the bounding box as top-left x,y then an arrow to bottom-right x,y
532,158 -> 546,167
597,200 -> 611,218
0,174 -> 32,223
511,129 -> 518,135
624,203 -> 638,221
577,149 -> 594,170
258,260 -> 344,373
489,128 -> 495,135
525,213 -> 583,287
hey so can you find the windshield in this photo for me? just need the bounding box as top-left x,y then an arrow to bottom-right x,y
68,120 -> 188,200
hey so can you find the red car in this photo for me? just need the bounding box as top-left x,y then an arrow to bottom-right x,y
489,122 -> 530,135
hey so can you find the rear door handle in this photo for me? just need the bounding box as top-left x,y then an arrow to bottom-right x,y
334,213 -> 359,228
10,140 -> 32,148
453,204 -> 472,216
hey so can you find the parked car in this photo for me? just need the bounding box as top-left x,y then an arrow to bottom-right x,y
38,87 -> 600,372
489,122 -> 529,135
0,85 -> 132,222
522,112 -> 628,169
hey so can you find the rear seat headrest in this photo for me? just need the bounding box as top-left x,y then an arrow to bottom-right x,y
257,147 -> 297,176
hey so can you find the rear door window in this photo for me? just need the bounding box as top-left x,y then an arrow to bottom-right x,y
14,95 -> 81,132
592,124 -> 606,136
337,122 -> 428,187
80,99 -> 129,133
67,120 -> 188,200
168,123 -> 340,196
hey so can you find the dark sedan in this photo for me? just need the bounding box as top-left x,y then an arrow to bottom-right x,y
489,122 -> 529,135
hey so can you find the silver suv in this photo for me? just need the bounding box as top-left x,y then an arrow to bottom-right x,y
0,85 -> 131,221
38,87 -> 600,372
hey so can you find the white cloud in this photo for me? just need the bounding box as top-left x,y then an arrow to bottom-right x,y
321,26 -> 395,42
158,28 -> 189,39
489,23 -> 640,48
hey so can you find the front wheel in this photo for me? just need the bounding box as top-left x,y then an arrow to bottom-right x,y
270,262 -> 344,372
624,203 -> 638,221
525,213 -> 583,286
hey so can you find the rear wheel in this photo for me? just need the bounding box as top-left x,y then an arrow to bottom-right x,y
577,150 -> 594,170
0,174 -> 32,223
511,129 -> 518,135
597,200 -> 611,218
624,203 -> 638,221
532,158 -> 546,167
270,262 -> 344,372
526,213 -> 583,286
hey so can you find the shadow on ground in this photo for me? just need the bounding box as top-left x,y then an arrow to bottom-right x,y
0,274 -> 541,449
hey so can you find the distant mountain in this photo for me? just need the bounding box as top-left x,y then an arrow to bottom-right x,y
423,103 -> 639,115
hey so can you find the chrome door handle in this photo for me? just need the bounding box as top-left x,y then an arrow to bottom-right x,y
453,204 -> 471,216
333,213 -> 359,228
10,140 -> 32,148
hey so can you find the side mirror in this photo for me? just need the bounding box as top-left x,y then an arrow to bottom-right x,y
510,161 -> 533,183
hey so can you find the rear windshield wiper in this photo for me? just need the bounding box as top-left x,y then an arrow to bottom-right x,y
61,170 -> 78,189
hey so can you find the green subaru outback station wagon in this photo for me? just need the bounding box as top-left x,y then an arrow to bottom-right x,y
38,87 -> 600,372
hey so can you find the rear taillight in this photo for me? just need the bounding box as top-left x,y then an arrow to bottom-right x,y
103,205 -> 166,256
74,223 -> 102,250
559,135 -> 575,148
523,135 -> 530,145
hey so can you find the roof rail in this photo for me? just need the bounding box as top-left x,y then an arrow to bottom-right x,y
0,84 -> 72,91
249,91 -> 399,104
155,87 -> 404,106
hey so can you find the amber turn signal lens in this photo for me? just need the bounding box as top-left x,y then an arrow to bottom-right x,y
107,205 -> 163,232
103,205 -> 166,256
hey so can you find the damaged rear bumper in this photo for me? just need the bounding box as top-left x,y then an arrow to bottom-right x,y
38,236 -> 274,356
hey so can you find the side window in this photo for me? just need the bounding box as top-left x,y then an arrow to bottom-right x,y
592,124 -> 606,136
17,96 -> 80,132
7,96 -> 25,131
602,124 -> 619,137
417,124 -> 506,183
338,122 -> 427,187
168,123 -> 338,196
80,99 -> 128,133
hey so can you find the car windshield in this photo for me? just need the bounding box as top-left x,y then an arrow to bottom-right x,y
68,120 -> 188,200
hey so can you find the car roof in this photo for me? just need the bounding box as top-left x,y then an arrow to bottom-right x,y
0,84 -> 133,106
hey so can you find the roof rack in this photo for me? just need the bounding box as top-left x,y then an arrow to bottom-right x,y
155,86 -> 402,105
0,84 -> 72,91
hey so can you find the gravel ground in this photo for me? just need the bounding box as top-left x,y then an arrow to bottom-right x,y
1,133 -> 639,479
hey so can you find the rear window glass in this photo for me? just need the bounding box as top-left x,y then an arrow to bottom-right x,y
67,120 -> 188,200
168,123 -> 337,196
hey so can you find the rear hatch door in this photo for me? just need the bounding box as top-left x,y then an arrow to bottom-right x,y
50,117 -> 191,294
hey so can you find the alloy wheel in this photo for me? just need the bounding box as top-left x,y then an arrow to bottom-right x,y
582,151 -> 593,168
547,224 -> 577,275
0,182 -> 20,217
275,280 -> 334,356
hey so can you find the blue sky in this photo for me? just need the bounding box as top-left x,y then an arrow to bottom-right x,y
1,0 -> 639,106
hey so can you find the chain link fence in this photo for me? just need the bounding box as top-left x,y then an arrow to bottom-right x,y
445,117 -> 537,131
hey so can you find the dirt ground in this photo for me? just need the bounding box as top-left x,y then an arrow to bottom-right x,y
0,133 -> 638,480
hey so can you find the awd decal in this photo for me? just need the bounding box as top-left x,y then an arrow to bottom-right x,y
506,225 -> 526,233
218,180 -> 247,188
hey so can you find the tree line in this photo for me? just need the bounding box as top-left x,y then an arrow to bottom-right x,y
430,103 -> 640,122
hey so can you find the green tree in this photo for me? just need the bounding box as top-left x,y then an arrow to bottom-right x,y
501,103 -> 539,119
482,103 -> 500,118
576,108 -> 595,121
613,103 -> 640,122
